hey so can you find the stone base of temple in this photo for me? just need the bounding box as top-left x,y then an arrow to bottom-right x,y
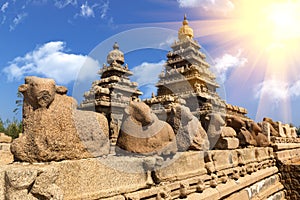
1,145 -> 298,200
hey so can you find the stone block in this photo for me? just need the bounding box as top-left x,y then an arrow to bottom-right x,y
214,137 -> 239,150
187,188 -> 219,200
225,190 -> 249,200
216,179 -> 238,198
277,122 -> 286,137
261,122 -> 271,142
255,147 -> 271,162
2,156 -> 151,200
154,151 -> 206,182
212,150 -> 234,171
290,127 -> 297,138
5,168 -> 38,190
267,191 -> 285,200
273,143 -> 300,151
0,133 -> 12,143
31,167 -> 63,200
242,148 -> 257,164
0,143 -> 11,151
53,156 -> 151,199
0,151 -> 13,165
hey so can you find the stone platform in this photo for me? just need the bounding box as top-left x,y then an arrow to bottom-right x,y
0,147 -> 288,200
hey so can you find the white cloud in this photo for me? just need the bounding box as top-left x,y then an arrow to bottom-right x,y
213,50 -> 248,83
54,0 -> 77,8
99,0 -> 109,19
3,41 -> 99,85
290,80 -> 300,97
75,1 -> 110,20
80,1 -> 95,18
177,0 -> 234,13
1,15 -> 6,24
131,60 -> 165,98
1,2 -> 9,13
159,35 -> 177,48
254,78 -> 300,105
254,79 -> 289,103
9,12 -> 28,31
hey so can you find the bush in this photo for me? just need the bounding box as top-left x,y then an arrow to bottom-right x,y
0,118 -> 22,139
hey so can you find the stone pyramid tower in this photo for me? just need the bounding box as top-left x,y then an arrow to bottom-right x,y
145,15 -> 248,120
80,42 -> 142,145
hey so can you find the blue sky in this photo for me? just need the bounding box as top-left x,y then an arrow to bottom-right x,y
0,0 -> 300,126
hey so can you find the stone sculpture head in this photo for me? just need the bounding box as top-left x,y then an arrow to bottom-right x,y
125,101 -> 153,127
205,113 -> 226,131
18,76 -> 67,109
171,105 -> 194,125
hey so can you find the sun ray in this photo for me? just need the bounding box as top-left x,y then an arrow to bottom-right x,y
190,0 -> 300,122
127,1 -> 300,122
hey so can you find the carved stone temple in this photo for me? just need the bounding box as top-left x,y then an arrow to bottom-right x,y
1,15 -> 300,200
146,15 -> 224,113
144,15 -> 248,122
80,42 -> 142,145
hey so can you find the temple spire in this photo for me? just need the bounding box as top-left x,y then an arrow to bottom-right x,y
178,14 -> 194,40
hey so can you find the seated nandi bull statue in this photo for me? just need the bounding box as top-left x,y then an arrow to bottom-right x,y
203,112 -> 226,149
167,104 -> 209,151
226,115 -> 269,147
116,101 -> 177,156
11,76 -> 110,163
204,113 -> 239,150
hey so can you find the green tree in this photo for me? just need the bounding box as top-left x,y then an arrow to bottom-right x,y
0,118 -> 5,133
5,119 -> 22,139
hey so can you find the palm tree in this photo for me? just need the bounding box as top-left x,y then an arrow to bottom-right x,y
13,91 -> 23,115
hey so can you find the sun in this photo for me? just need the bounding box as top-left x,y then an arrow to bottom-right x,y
267,2 -> 300,42
182,0 -> 300,122
235,1 -> 300,51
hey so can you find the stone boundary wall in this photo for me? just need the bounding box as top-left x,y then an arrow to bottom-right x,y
0,147 -> 288,200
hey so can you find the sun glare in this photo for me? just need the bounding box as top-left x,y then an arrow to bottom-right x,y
175,0 -> 300,122
267,2 -> 300,42
186,0 -> 300,122
234,1 -> 300,51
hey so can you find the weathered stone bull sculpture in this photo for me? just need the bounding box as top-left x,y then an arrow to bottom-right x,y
167,104 -> 209,151
11,76 -> 110,162
116,101 -> 177,155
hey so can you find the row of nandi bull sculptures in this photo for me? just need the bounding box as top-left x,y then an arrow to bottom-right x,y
11,76 -> 298,162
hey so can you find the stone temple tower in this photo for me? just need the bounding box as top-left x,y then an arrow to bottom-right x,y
80,42 -> 142,145
145,15 -> 227,118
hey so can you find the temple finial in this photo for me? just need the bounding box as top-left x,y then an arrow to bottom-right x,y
113,42 -> 119,50
178,13 -> 194,40
183,14 -> 188,25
